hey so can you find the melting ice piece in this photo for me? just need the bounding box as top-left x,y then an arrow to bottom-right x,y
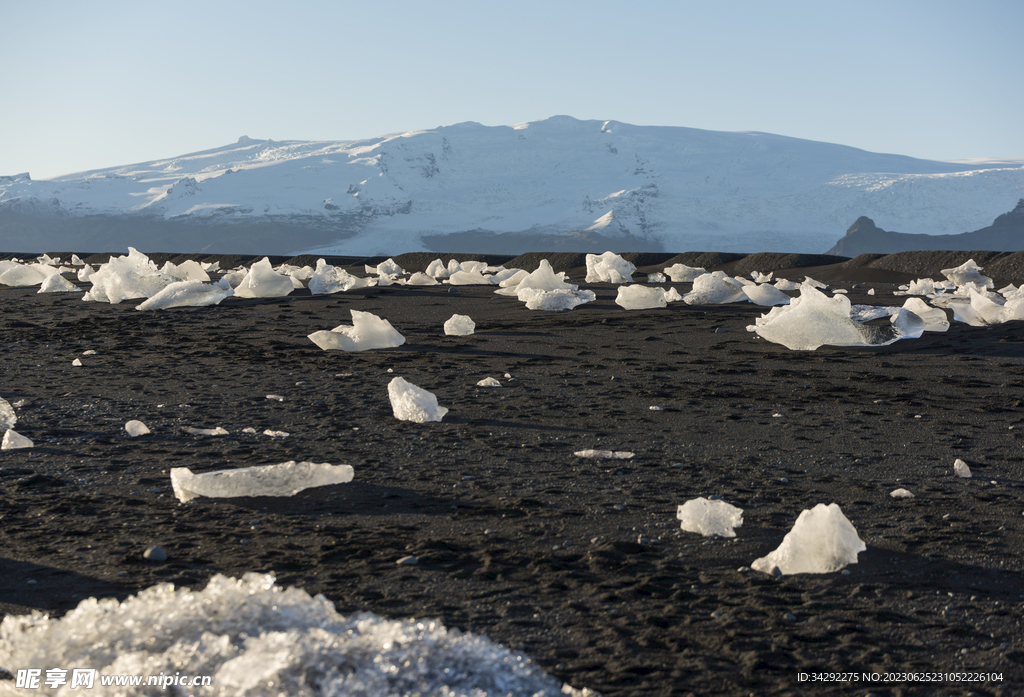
232,257 -> 295,298
263,430 -> 290,438
950,289 -> 1024,326
901,298 -> 949,332
677,497 -> 744,538
170,461 -> 354,502
136,280 -> 233,310
647,272 -> 666,283
125,420 -> 151,437
448,269 -> 494,285
183,426 -> 229,436
774,278 -> 800,291
663,263 -> 706,282
751,503 -> 865,575
0,573 -> 592,697
406,271 -> 439,286
0,261 -> 59,287
0,397 -> 15,429
615,285 -> 668,310
748,286 -> 924,350
388,377 -> 448,423
1,429 -> 33,450
444,314 -> 476,336
585,252 -> 635,283
574,449 -> 634,459
499,259 -> 576,296
308,310 -> 406,351
518,288 -> 595,311
376,258 -> 404,276
38,273 -> 81,293
890,488 -> 915,498
664,287 -> 683,302
81,248 -> 172,303
476,377 -> 502,387
941,259 -> 992,288
742,283 -> 791,307
683,271 -> 747,305
954,458 -> 972,478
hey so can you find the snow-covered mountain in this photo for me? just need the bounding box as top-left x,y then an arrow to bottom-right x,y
2,116 -> 1023,255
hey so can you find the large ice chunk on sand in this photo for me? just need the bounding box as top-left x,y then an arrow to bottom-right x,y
0,261 -> 60,287
2,429 -> 33,450
663,263 -> 706,282
136,280 -> 233,310
170,461 -> 354,502
901,298 -> 949,332
683,271 -> 747,305
518,288 -> 596,311
950,289 -> 1024,326
38,273 -> 81,293
444,314 -> 476,336
585,252 -> 635,283
232,257 -> 295,298
81,248 -> 172,303
615,284 -> 668,309
388,377 -> 448,423
748,285 -> 924,350
751,503 -> 865,575
308,310 -> 406,351
742,283 -> 791,306
497,259 -> 577,296
941,259 -> 992,288
0,573 -> 591,697
677,497 -> 744,538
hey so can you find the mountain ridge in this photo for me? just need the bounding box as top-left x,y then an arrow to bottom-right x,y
2,116 -> 1022,255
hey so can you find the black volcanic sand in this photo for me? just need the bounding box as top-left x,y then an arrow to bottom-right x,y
2,250 -> 1024,696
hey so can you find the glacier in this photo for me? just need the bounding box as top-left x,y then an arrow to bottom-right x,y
2,116 -> 1022,255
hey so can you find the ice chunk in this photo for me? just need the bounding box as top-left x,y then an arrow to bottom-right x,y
953,458 -> 972,478
677,497 -> 744,538
81,248 -> 174,303
77,264 -> 95,282
802,276 -> 827,289
388,377 -> 448,423
574,449 -> 634,459
901,298 -> 949,332
684,271 -> 747,305
1,429 -> 33,450
497,268 -> 530,288
170,461 -> 354,502
375,258 -> 403,276
448,269 -> 494,285
425,258 -> 450,278
232,257 -> 295,298
0,262 -> 54,287
585,252 -> 635,283
444,314 -> 476,336
308,259 -> 374,294
748,286 -> 923,350
751,271 -> 773,283
647,272 -> 666,283
663,263 -> 706,282
183,426 -> 229,436
941,259 -> 992,288
774,278 -> 800,291
890,488 -> 915,498
518,287 -> 596,311
0,572 -> 590,697
615,284 -> 668,310
0,397 -> 15,429
905,277 -> 936,295
664,287 -> 683,302
488,267 -> 521,284
308,310 -> 406,351
38,272 -> 81,293
741,283 -> 791,306
751,503 -> 865,575
136,280 -> 233,310
125,420 -> 151,437
263,429 -> 290,438
476,377 -> 502,387
950,289 -> 1024,326
507,259 -> 576,294
406,271 -> 439,286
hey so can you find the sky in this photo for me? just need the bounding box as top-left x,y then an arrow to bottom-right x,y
3,0 -> 1022,180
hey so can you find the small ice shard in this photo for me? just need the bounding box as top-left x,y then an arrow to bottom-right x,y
308,310 -> 406,351
388,377 -> 448,423
266,394 -> 284,402
905,278 -> 936,295
0,397 -> 16,429
751,270 -> 773,283
941,259 -> 992,288
751,503 -> 866,575
647,272 -> 666,283
38,273 -> 81,293
125,420 -> 151,437
742,283 -> 791,307
82,350 -> 97,355
71,358 -> 82,367
144,545 -> 168,562
890,488 -> 915,499
677,497 -> 744,538
574,449 -> 634,459
71,254 -> 83,265
867,288 -> 875,295
406,271 -> 439,286
232,257 -> 295,298
183,426 -> 229,436
585,252 -> 635,283
664,287 -> 683,302
170,461 -> 354,503
802,276 -> 827,289
444,314 -> 476,336
518,288 -> 595,311
954,458 -> 972,478
615,284 -> 668,310
136,280 -> 233,310
476,377 -> 502,387
663,263 -> 706,282
774,278 -> 800,291
263,430 -> 290,438
1,429 -> 33,450
684,271 -> 747,305
77,264 -> 94,282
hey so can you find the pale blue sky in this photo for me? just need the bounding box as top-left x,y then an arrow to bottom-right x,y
3,0 -> 1022,179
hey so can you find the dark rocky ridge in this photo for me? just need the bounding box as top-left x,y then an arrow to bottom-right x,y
827,199 -> 1024,256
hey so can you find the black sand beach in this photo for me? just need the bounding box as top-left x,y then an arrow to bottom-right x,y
2,250 -> 1024,696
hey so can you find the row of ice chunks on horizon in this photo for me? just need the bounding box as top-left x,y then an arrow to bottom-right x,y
677,498 -> 866,575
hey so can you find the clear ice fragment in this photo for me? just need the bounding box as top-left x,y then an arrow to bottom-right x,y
954,459 -> 972,478
574,449 -> 634,459
677,497 -> 744,538
444,314 -> 476,336
170,461 -> 354,502
125,420 -> 151,437
308,310 -> 405,352
1,429 -> 33,450
751,503 -> 865,575
388,377 -> 448,423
